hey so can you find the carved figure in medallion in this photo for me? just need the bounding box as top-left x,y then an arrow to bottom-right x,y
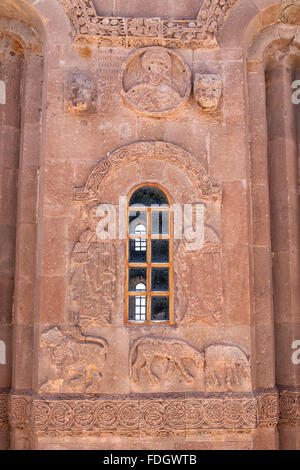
40,327 -> 108,393
120,47 -> 191,117
194,73 -> 222,111
70,204 -> 117,327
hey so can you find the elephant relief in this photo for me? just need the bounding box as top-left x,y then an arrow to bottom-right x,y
39,327 -> 108,393
130,336 -> 251,392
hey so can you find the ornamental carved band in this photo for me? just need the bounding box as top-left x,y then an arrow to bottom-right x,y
0,391 -> 287,434
58,0 -> 239,48
74,141 -> 221,203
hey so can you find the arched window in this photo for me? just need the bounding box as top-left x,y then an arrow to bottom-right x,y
125,185 -> 173,324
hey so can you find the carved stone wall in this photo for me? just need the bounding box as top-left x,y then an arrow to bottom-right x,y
1,0 -> 300,451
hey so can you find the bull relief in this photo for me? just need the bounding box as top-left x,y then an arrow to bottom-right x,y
39,327 -> 108,393
70,204 -> 117,328
130,336 -> 251,392
119,47 -> 192,117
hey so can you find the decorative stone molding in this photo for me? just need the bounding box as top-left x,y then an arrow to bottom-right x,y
0,393 -> 9,428
74,141 -> 221,203
257,391 -> 279,428
279,388 -> 300,425
10,395 -> 30,429
2,389 -> 282,435
119,47 -> 192,118
58,0 -> 239,49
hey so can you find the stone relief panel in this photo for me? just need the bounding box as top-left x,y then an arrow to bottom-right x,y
39,327 -> 108,393
175,199 -> 223,325
119,47 -> 192,117
130,336 -> 251,392
70,204 -> 118,328
65,71 -> 96,114
194,73 -> 222,111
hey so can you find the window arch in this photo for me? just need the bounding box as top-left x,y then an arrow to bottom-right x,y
125,184 -> 173,324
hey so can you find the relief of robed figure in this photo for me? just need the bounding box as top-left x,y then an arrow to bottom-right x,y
70,204 -> 117,327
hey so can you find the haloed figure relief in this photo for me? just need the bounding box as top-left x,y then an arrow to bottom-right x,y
70,204 -> 117,327
120,46 -> 191,117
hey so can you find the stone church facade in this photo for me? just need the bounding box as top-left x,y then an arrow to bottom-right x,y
0,0 -> 299,450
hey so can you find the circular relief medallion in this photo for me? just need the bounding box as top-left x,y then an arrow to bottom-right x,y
165,402 -> 185,429
223,401 -> 244,427
73,402 -> 95,428
51,403 -> 73,430
119,46 -> 191,118
95,402 -> 118,428
203,400 -> 224,427
185,400 -> 205,428
142,402 -> 165,428
33,402 -> 51,429
118,402 -> 140,429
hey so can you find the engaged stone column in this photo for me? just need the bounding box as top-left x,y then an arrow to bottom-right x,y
0,33 -> 24,450
266,55 -> 300,449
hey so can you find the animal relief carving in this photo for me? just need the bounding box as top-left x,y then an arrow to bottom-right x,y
120,47 -> 191,117
130,337 -> 251,392
194,73 -> 222,111
130,337 -> 204,385
70,204 -> 117,327
40,327 -> 108,393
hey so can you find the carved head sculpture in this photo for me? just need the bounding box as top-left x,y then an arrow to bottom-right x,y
67,72 -> 96,114
141,48 -> 172,86
194,73 -> 222,111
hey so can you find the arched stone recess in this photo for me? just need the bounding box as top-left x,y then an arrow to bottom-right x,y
71,141 -> 223,335
244,2 -> 300,450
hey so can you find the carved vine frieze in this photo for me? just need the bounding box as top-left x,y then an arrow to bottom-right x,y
58,0 -> 239,48
39,327 -> 108,393
119,47 -> 192,117
130,336 -> 251,392
74,141 -> 222,203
